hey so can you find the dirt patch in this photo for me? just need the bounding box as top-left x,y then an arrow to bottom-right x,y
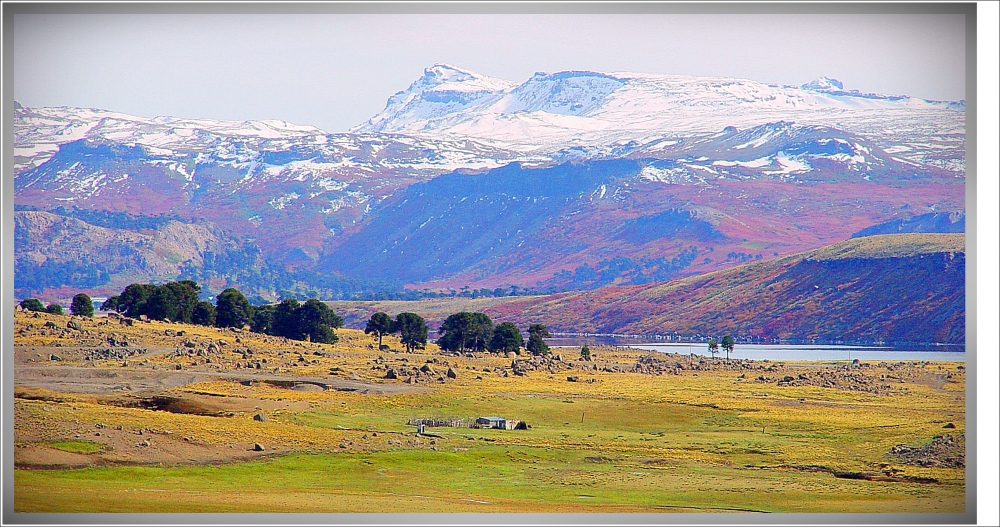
102,391 -> 311,415
14,445 -> 97,469
761,464 -> 940,484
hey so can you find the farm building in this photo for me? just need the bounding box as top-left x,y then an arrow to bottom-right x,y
474,417 -> 528,430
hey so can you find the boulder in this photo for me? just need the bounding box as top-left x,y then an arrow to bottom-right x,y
66,319 -> 83,331
253,413 -> 269,422
253,443 -> 265,451
49,353 -> 62,361
446,367 -> 458,379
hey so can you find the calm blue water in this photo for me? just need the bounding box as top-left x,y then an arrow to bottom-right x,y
547,336 -> 965,362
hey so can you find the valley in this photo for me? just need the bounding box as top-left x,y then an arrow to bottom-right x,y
12,309 -> 965,513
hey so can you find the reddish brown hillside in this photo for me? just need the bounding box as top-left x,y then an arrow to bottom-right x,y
481,234 -> 965,345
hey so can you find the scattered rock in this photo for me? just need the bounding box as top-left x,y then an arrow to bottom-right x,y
446,367 -> 457,379
943,422 -> 956,429
385,369 -> 398,379
253,413 -> 269,422
253,443 -> 265,451
49,354 -> 63,361
66,319 -> 83,331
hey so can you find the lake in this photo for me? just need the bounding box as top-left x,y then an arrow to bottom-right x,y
547,336 -> 965,362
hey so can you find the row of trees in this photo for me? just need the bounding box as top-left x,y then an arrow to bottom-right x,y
19,293 -> 95,317
365,310 -> 553,355
433,311 -> 552,355
364,312 -> 429,352
100,282 -> 344,343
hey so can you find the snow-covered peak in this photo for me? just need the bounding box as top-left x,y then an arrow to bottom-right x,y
353,64 -> 517,133
801,77 -> 845,91
354,66 -> 965,154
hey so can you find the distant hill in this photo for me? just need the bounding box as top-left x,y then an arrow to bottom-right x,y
851,212 -> 965,238
482,234 -> 965,345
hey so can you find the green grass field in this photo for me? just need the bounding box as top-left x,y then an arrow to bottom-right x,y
15,363 -> 966,513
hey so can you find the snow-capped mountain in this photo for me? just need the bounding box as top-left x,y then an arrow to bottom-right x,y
13,104 -> 531,267
13,65 -> 966,300
353,64 -> 965,171
14,104 -> 524,176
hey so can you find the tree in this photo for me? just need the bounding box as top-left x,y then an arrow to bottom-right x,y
19,298 -> 45,312
271,299 -> 302,339
437,312 -> 493,352
46,303 -> 64,315
249,304 -> 275,334
489,322 -> 523,354
580,344 -> 592,361
168,280 -> 201,323
191,301 -> 216,326
101,296 -> 119,312
436,313 -> 466,352
145,284 -> 179,321
395,312 -> 428,353
296,299 -> 343,344
138,281 -> 201,322
708,339 -> 719,359
721,334 -> 735,362
70,293 -> 94,317
116,283 -> 156,318
525,324 -> 551,355
215,288 -> 252,328
467,313 -> 493,352
365,312 -> 395,349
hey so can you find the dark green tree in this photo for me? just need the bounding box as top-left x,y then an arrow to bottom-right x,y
489,322 -> 523,354
116,283 -> 156,318
46,303 -> 64,315
296,299 -> 343,344
168,280 -> 201,323
70,293 -> 94,317
580,344 -> 592,361
437,312 -> 493,352
395,312 -> 428,352
525,324 -> 551,355
19,298 -> 45,312
249,304 -> 275,334
215,288 -> 252,328
145,285 -> 176,321
365,312 -> 395,349
101,296 -> 119,312
721,334 -> 735,362
708,339 -> 719,359
191,301 -> 217,326
271,299 -> 302,339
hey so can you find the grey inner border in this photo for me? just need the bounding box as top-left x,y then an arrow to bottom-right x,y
1,2 -> 979,526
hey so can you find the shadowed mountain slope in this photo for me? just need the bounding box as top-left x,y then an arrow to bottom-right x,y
482,234 -> 965,345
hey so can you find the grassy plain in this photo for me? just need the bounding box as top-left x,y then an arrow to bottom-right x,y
13,311 -> 965,513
